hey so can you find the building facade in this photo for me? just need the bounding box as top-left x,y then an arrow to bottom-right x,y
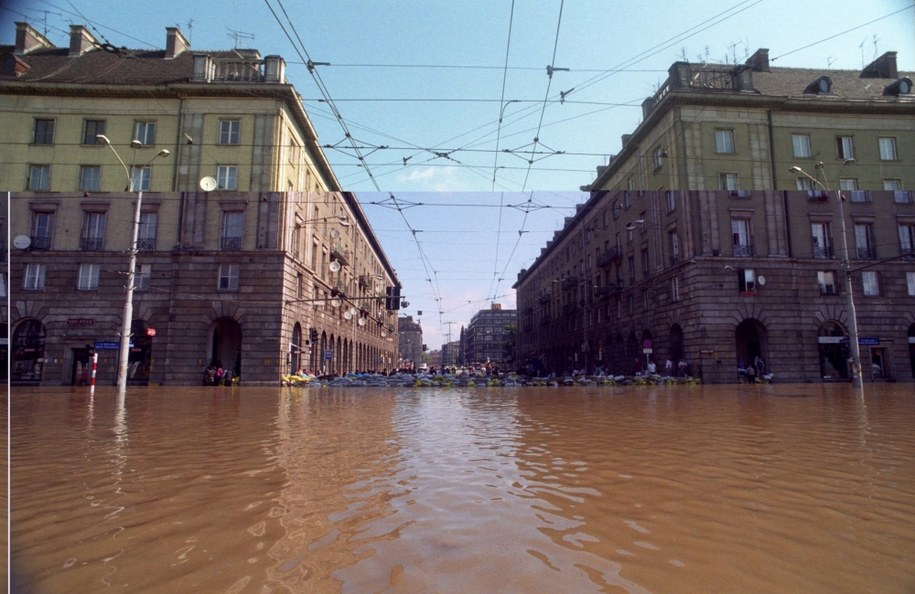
3,23 -> 399,385
518,48 -> 915,384
584,49 -> 913,194
397,316 -> 423,370
515,188 -> 915,383
463,304 -> 516,368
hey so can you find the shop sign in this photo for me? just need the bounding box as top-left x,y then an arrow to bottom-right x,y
67,318 -> 95,327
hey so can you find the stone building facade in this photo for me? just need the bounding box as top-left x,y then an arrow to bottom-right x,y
3,23 -> 399,385
518,47 -> 914,383
515,189 -> 915,383
463,304 -> 516,368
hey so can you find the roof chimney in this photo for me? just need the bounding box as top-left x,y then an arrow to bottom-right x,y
165,27 -> 190,59
861,51 -> 897,79
68,24 -> 97,57
15,21 -> 55,55
746,48 -> 770,72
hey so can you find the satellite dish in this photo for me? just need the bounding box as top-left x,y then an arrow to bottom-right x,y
757,275 -> 766,286
329,260 -> 341,273
343,309 -> 353,320
199,176 -> 217,192
13,235 -> 31,249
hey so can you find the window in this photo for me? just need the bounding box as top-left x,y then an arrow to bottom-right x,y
218,119 -> 240,145
0,273 -> 5,298
30,211 -> 53,250
77,263 -> 100,290
878,137 -> 897,161
666,191 -> 676,213
670,277 -> 680,302
849,190 -> 870,203
811,222 -> 832,259
854,223 -> 875,259
669,231 -> 680,265
83,119 -> 106,145
217,165 -> 238,190
134,121 -> 156,145
79,165 -> 101,192
653,146 -> 664,170
138,212 -> 158,251
715,129 -> 735,154
640,248 -> 650,277
719,172 -> 738,191
33,119 -> 54,144
136,264 -> 151,291
817,271 -> 836,295
731,218 -> 752,257
836,136 -> 854,160
218,264 -> 240,290
738,268 -> 756,293
838,178 -> 858,191
792,134 -> 811,158
862,271 -> 879,296
81,212 -> 106,251
795,176 -> 815,191
900,223 -> 915,256
907,272 -> 915,297
24,263 -> 46,290
221,211 -> 244,250
28,165 -> 50,190
129,166 -> 151,191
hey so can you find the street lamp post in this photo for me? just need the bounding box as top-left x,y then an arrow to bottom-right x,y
790,160 -> 862,387
97,134 -> 170,394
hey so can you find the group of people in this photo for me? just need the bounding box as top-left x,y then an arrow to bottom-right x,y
203,363 -> 235,386
738,356 -> 767,383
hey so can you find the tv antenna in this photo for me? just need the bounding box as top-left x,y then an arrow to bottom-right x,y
227,28 -> 254,48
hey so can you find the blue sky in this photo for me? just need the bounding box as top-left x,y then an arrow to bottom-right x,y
3,0 -> 913,350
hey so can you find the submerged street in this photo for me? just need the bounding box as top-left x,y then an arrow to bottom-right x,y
9,383 -> 915,593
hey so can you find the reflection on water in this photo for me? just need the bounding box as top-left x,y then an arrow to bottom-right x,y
10,384 -> 915,593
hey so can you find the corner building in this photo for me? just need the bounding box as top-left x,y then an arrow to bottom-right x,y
3,23 -> 399,385
516,48 -> 915,383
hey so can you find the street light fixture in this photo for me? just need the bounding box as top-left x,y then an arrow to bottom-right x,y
97,134 -> 170,395
789,159 -> 861,387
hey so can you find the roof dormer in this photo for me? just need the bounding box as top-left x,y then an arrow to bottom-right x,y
804,75 -> 832,95
883,77 -> 913,96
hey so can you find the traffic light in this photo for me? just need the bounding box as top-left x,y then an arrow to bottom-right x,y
385,286 -> 401,310
309,328 -> 318,344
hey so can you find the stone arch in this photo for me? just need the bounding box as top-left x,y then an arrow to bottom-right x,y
209,317 -> 242,379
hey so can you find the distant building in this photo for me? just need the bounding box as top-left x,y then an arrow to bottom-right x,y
463,304 -> 516,368
398,316 -> 423,370
517,48 -> 914,383
3,23 -> 399,385
440,341 -> 461,367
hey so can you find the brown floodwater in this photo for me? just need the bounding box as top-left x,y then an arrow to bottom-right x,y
9,383 -> 915,593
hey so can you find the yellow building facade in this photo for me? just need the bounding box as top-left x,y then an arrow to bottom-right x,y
3,22 -> 400,385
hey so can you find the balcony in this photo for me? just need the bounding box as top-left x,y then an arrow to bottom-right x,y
81,237 -> 104,251
30,235 -> 51,250
221,236 -> 242,250
596,246 -> 623,268
138,237 -> 156,252
596,282 -> 624,297
856,246 -> 877,260
733,244 -> 753,257
560,276 -> 578,291
537,293 -> 552,304
330,244 -> 350,266
812,245 -> 834,259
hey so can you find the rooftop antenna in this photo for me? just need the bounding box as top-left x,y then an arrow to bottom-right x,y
827,56 -> 837,70
185,19 -> 194,45
871,34 -> 879,61
227,28 -> 254,48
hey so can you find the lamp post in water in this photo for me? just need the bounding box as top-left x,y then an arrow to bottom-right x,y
790,159 -> 861,387
97,134 -> 170,395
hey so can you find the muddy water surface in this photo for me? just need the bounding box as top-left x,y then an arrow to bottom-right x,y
10,384 -> 915,593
